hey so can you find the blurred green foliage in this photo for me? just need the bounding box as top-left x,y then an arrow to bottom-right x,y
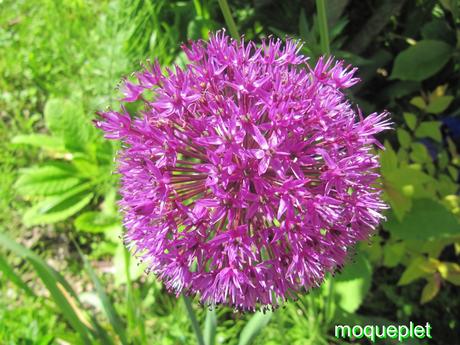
1,0 -> 460,344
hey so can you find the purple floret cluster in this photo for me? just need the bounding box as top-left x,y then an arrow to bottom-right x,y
96,31 -> 390,311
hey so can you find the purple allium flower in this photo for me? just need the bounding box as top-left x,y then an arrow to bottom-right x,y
96,31 -> 390,311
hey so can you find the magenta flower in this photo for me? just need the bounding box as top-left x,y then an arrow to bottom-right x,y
96,31 -> 390,311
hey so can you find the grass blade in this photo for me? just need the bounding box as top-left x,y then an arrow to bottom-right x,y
0,254 -> 36,297
238,311 -> 272,345
74,241 -> 129,345
124,247 -> 147,343
183,295 -> 205,345
0,232 -> 94,344
217,0 -> 239,39
316,0 -> 330,55
204,308 -> 217,345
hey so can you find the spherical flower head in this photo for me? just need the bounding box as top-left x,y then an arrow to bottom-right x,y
96,31 -> 391,311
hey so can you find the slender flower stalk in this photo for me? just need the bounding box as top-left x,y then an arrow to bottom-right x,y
217,0 -> 239,39
183,295 -> 205,345
96,31 -> 390,311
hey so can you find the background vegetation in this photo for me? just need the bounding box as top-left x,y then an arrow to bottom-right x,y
1,0 -> 459,344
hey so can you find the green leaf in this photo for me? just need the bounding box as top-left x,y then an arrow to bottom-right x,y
426,95 -> 454,114
204,308 -> 217,345
398,256 -> 438,286
382,164 -> 435,220
421,19 -> 455,43
396,129 -> 411,148
391,40 -> 453,81
385,199 -> 460,241
332,254 -> 372,313
420,275 -> 440,304
410,96 -> 427,110
0,254 -> 35,297
11,134 -> 65,151
113,244 -> 144,286
74,212 -> 120,233
379,141 -> 397,175
403,112 -> 417,131
15,164 -> 82,196
187,19 -> 217,40
73,155 -> 100,178
23,183 -> 94,226
75,243 -> 128,345
383,242 -> 405,268
438,262 -> 460,286
44,98 -> 95,152
410,143 -> 430,163
0,232 -> 94,344
415,121 -> 442,142
298,9 -> 310,40
238,311 -> 272,345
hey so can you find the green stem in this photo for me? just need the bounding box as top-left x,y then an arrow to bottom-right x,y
193,0 -> 203,18
217,0 -> 239,39
183,295 -> 205,345
316,0 -> 330,55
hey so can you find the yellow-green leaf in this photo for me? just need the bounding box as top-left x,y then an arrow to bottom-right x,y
426,95 -> 454,114
398,256 -> 439,286
438,262 -> 460,285
420,275 -> 440,304
410,96 -> 427,110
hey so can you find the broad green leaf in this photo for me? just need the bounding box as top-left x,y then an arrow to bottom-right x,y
421,19 -> 455,42
426,95 -> 454,114
23,183 -> 94,226
15,164 -> 82,196
385,199 -> 460,241
44,98 -> 95,152
73,155 -> 100,178
391,40 -> 453,81
398,256 -> 439,286
383,182 -> 412,221
95,141 -> 115,166
11,134 -> 65,151
404,238 -> 450,258
383,242 -> 405,268
74,212 -> 120,233
0,254 -> 35,297
403,112 -> 417,131
75,243 -> 128,345
415,121 -> 442,142
332,254 -> 372,313
238,311 -> 272,345
0,232 -> 94,344
382,165 -> 436,220
204,308 -> 217,345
